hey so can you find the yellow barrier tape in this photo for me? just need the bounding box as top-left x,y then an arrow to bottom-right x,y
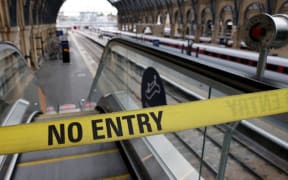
0,89 -> 287,155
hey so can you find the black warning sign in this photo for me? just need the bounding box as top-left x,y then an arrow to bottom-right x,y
141,67 -> 167,107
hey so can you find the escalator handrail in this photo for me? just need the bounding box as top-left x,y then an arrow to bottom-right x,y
89,37 -> 278,96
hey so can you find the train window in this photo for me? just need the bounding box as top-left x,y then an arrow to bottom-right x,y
284,67 -> 288,74
277,66 -> 284,73
266,64 -> 278,71
241,58 -> 248,65
251,60 -> 257,67
230,56 -> 236,62
248,60 -> 253,66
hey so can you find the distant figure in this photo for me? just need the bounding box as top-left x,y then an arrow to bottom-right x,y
196,47 -> 199,58
181,44 -> 185,54
186,41 -> 193,56
186,45 -> 191,56
186,40 -> 193,56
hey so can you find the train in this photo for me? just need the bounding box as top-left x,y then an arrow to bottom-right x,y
97,29 -> 288,78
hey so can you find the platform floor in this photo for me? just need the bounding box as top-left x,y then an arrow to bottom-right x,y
35,35 -> 94,108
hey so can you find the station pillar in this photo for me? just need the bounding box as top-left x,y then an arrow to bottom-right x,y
211,25 -> 218,44
232,25 -> 241,48
170,24 -> 175,38
194,24 -> 201,43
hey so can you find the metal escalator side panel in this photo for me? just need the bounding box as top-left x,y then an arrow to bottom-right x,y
3,111 -> 41,180
0,99 -> 38,180
2,99 -> 30,126
0,43 -> 36,104
0,42 -> 47,118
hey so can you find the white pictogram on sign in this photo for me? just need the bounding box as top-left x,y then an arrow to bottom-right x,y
145,75 -> 161,100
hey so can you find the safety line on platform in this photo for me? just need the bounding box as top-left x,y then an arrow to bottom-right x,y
17,148 -> 118,167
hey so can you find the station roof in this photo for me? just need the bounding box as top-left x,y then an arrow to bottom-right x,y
107,0 -> 174,13
18,0 -> 65,25
18,0 -> 175,25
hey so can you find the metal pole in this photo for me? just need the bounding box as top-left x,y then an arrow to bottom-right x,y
256,47 -> 269,80
199,87 -> 212,180
199,127 -> 207,180
216,122 -> 239,180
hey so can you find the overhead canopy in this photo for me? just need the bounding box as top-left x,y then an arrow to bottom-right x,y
19,0 -> 174,25
19,0 -> 65,25
107,0 -> 174,14
11,0 -> 280,26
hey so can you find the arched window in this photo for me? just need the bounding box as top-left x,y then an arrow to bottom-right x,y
244,2 -> 265,19
164,12 -> 171,37
157,14 -> 162,25
224,20 -> 232,36
219,5 -> 233,36
174,11 -> 180,24
143,26 -> 152,34
278,1 -> 288,13
201,8 -> 212,37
